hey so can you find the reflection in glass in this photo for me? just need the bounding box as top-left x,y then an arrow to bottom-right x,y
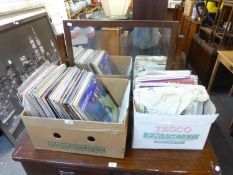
70,25 -> 171,59
101,0 -> 131,19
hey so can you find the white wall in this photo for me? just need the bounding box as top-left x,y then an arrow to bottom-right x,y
0,0 -> 44,14
0,0 -> 68,35
43,0 -> 68,35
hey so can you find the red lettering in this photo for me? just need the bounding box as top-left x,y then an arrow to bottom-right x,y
170,127 -> 176,132
177,127 -> 183,133
154,126 -> 192,133
184,127 -> 192,133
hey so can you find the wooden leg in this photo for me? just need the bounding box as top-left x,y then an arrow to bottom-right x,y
229,85 -> 233,96
208,59 -> 220,92
219,8 -> 233,48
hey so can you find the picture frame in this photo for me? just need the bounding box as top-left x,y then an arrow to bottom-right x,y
0,11 -> 60,145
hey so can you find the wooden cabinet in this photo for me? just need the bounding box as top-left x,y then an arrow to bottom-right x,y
187,34 -> 218,86
187,34 -> 233,88
13,134 -> 221,175
180,15 -> 200,54
22,162 -> 110,175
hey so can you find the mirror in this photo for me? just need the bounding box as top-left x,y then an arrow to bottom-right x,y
63,20 -> 179,69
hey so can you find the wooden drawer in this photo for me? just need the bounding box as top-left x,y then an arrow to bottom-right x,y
22,162 -> 111,175
112,171 -> 150,175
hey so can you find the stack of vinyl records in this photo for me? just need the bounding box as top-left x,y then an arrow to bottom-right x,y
134,71 -> 209,115
18,62 -> 119,123
73,46 -> 119,75
134,70 -> 198,88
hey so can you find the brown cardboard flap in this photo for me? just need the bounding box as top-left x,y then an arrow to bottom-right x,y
97,77 -> 129,106
110,56 -> 132,75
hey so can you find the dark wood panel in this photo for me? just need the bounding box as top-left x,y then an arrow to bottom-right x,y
112,172 -> 149,175
56,34 -> 68,65
188,34 -> 218,86
21,162 -> 110,175
133,0 -> 168,20
13,133 -> 221,175
188,34 -> 233,88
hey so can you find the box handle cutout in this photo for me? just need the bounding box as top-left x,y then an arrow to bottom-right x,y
53,133 -> 61,139
87,136 -> 95,142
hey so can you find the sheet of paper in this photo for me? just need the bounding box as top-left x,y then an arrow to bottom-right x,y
71,27 -> 90,45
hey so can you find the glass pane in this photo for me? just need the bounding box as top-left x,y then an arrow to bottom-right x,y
69,25 -> 171,66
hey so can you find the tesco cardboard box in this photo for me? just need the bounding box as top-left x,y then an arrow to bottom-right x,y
100,55 -> 132,79
21,77 -> 130,158
132,100 -> 218,150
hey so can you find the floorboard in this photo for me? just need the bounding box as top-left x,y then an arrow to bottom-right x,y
209,91 -> 233,175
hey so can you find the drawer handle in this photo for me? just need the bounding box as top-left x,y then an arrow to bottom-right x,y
59,171 -> 76,175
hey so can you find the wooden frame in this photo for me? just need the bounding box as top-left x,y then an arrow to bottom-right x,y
63,20 -> 179,69
0,12 -> 48,32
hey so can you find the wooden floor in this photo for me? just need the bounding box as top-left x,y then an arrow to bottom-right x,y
0,134 -> 26,175
209,90 -> 233,175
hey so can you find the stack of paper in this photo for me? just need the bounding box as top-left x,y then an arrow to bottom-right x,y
73,46 -> 119,75
134,70 -> 198,88
18,63 -> 119,123
134,55 -> 167,75
134,70 -> 208,115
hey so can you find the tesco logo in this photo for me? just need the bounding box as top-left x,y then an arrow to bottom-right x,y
154,126 -> 192,133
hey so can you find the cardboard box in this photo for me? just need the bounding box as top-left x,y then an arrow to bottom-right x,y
183,0 -> 197,17
100,55 -> 132,79
132,100 -> 218,150
21,77 -> 130,158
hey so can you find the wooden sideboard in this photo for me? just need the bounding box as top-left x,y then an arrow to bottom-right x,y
13,133 -> 221,175
187,34 -> 218,86
187,34 -> 233,88
180,15 -> 200,55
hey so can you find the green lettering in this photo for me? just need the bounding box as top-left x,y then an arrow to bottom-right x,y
192,134 -> 199,139
186,134 -> 193,140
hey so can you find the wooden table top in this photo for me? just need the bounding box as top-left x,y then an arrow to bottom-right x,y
13,133 -> 221,175
218,51 -> 233,63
